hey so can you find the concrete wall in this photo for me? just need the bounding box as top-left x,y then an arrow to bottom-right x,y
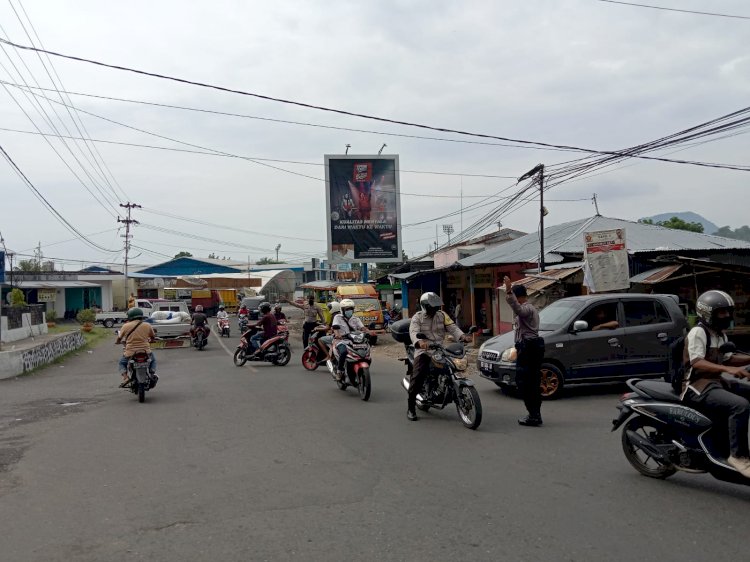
0,331 -> 85,379
1,311 -> 49,343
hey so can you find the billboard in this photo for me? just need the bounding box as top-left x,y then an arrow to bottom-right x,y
325,155 -> 402,264
583,228 -> 629,293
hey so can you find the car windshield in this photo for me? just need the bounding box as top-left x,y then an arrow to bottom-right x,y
538,300 -> 580,330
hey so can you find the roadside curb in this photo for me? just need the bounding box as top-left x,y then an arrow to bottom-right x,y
0,331 -> 86,379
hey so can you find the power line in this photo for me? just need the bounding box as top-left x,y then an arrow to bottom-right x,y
1,37 -> 748,172
593,0 -> 750,20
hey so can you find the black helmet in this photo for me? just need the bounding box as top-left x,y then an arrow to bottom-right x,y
260,301 -> 272,314
419,292 -> 443,316
696,290 -> 735,331
127,307 -> 144,320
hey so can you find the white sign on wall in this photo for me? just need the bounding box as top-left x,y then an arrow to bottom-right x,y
583,228 -> 629,293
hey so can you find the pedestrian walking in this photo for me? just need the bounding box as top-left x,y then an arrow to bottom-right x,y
503,276 -> 545,426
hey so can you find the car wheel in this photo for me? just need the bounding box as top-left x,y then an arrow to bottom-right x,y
540,363 -> 564,399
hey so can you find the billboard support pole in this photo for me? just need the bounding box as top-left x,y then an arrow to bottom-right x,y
361,263 -> 368,283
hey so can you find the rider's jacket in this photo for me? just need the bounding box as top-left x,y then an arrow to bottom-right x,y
217,311 -> 229,320
192,312 -> 208,327
117,320 -> 155,357
682,325 -> 733,397
332,313 -> 365,344
409,310 -> 464,359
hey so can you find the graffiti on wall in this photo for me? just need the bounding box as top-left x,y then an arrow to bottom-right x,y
21,331 -> 85,372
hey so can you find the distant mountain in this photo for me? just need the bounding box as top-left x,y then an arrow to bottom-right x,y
639,212 -> 718,234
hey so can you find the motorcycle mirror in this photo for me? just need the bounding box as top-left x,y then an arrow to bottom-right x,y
467,326 -> 478,334
719,341 -> 737,354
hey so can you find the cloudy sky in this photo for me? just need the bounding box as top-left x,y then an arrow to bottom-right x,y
0,0 -> 748,270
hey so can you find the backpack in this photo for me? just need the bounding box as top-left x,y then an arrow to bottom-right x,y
668,324 -> 710,393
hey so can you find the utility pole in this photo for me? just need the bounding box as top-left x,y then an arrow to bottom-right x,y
518,164 -> 545,272
118,203 -> 141,295
275,244 -> 281,262
592,193 -> 600,216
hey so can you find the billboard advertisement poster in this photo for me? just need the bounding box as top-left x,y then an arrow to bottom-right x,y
325,155 -> 402,264
583,228 -> 629,293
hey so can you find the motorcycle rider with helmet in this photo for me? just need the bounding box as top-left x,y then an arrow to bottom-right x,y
680,290 -> 750,477
273,303 -> 287,322
190,304 -> 209,340
332,299 -> 370,380
216,305 -> 229,321
243,302 -> 278,356
115,307 -> 157,387
318,301 -> 341,360
406,292 -> 471,421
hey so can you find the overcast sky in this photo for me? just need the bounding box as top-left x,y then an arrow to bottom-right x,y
0,0 -> 748,270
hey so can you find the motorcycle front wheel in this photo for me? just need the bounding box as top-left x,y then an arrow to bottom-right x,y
301,348 -> 319,371
621,417 -> 676,479
233,347 -> 248,367
455,386 -> 482,430
273,345 -> 291,366
357,367 -> 371,401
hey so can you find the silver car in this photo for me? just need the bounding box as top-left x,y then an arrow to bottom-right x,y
477,294 -> 688,399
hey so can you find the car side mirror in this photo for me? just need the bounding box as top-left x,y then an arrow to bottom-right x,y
572,320 -> 588,333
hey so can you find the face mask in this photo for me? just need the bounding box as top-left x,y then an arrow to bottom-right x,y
344,310 -> 354,319
308,300 -> 314,305
714,316 -> 733,331
424,306 -> 439,317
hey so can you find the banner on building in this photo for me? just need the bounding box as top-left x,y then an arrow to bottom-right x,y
583,228 -> 629,293
37,289 -> 57,302
325,155 -> 402,264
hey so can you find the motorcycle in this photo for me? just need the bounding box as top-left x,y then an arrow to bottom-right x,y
123,351 -> 157,403
192,325 -> 209,350
217,317 -> 231,338
238,313 -> 249,334
277,320 -> 290,343
233,326 -> 291,367
301,325 -> 331,371
396,327 -> 481,430
325,331 -> 372,401
612,373 -> 750,486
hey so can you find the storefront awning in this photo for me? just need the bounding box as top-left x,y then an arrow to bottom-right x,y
15,281 -> 99,289
515,267 -> 583,295
629,265 -> 682,284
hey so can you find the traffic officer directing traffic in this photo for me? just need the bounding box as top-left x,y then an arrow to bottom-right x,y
503,276 -> 545,426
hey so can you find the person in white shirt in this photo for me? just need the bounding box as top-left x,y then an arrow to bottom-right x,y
216,306 -> 229,320
331,299 -> 369,380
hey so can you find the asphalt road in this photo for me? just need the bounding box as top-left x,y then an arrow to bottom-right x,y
1,321 -> 750,562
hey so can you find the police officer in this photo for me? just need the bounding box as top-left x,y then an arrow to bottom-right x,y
503,276 -> 545,427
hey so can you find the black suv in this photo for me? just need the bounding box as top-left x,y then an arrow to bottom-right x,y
477,293 -> 688,399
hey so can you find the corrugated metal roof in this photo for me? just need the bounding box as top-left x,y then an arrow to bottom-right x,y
629,264 -> 682,284
516,267 -> 582,294
16,280 -> 99,288
459,215 -> 750,267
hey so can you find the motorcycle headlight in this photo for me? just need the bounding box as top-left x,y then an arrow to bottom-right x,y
452,357 -> 468,371
501,347 -> 517,362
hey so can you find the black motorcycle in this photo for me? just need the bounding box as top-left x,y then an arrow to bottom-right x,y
391,322 -> 481,430
613,374 -> 750,485
325,331 -> 372,401
233,327 -> 291,367
123,351 -> 157,403
192,326 -> 209,350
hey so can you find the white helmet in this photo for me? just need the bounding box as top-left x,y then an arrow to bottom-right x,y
419,292 -> 443,315
327,301 -> 341,314
340,299 -> 356,311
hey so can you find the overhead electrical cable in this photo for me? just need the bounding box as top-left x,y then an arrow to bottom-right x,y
1,37 -> 748,172
593,0 -> 750,20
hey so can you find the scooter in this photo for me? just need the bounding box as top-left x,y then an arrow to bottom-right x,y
233,326 -> 291,367
238,313 -> 249,334
192,325 -> 209,350
301,325 -> 330,371
325,331 -> 372,401
613,373 -> 750,485
217,317 -> 231,337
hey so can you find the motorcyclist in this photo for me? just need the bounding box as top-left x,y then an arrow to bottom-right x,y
273,303 -> 287,322
331,299 -> 369,380
318,301 -> 341,360
407,292 -> 470,421
243,302 -> 277,356
190,305 -> 208,340
115,307 -> 157,387
216,305 -> 229,321
680,290 -> 750,477
238,304 -> 249,317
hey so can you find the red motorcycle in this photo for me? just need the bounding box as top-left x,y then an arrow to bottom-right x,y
192,325 -> 210,350
277,320 -> 290,342
233,327 -> 291,367
217,317 -> 231,337
301,325 -> 330,371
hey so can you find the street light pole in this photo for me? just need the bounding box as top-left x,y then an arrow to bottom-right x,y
275,244 -> 281,262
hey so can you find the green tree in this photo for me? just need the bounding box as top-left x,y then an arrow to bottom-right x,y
256,257 -> 282,265
9,288 -> 26,307
14,259 -> 42,272
714,225 -> 750,241
174,251 -> 193,258
639,216 -> 703,233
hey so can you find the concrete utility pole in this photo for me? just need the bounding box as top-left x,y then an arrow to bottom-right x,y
592,193 -> 600,215
518,164 -> 545,272
118,203 -> 141,291
275,244 -> 281,262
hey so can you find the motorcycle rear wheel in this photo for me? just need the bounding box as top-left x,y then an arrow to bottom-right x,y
138,382 -> 146,403
273,345 -> 291,366
357,367 -> 371,401
455,386 -> 482,430
233,347 -> 248,367
301,349 -> 319,371
621,417 -> 676,479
